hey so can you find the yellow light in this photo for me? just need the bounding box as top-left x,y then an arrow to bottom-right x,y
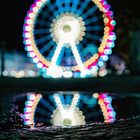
98,47 -> 104,53
98,100 -> 104,105
93,93 -> 99,98
104,27 -> 110,32
104,18 -> 109,23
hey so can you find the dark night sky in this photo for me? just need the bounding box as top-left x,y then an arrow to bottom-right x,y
0,0 -> 140,52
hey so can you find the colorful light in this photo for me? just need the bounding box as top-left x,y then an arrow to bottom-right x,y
98,93 -> 116,123
23,93 -> 42,127
23,0 -> 116,78
22,92 -> 116,127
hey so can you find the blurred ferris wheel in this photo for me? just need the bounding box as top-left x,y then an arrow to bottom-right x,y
17,92 -> 116,127
23,0 -> 116,78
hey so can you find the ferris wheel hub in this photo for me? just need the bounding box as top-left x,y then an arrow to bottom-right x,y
51,13 -> 86,45
63,25 -> 71,33
51,105 -> 85,126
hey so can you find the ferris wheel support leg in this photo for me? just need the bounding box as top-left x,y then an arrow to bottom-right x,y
69,92 -> 80,112
47,41 -> 63,76
70,42 -> 87,77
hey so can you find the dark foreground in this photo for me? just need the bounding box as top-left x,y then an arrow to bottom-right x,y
0,117 -> 140,140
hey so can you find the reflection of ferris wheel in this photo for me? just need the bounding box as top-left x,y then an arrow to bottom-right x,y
21,92 -> 116,127
23,0 -> 116,78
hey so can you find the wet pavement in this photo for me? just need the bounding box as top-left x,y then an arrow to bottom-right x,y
0,116 -> 140,140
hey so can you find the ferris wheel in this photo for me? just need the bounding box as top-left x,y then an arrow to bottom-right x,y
21,92 -> 116,127
23,0 -> 116,78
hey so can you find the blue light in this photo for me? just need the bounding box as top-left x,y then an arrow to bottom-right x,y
98,61 -> 104,67
71,0 -> 79,13
59,94 -> 66,105
86,25 -> 103,31
109,35 -> 116,41
40,40 -> 55,54
25,101 -> 32,106
24,121 -> 31,125
91,65 -> 99,71
81,95 -> 97,107
56,0 -> 64,13
28,52 -> 35,58
107,42 -> 115,48
104,97 -> 112,103
34,29 -> 50,35
106,104 -> 112,109
33,57 -> 39,63
101,55 -> 109,61
85,16 -> 99,25
36,35 -> 51,45
37,63 -> 43,68
109,111 -> 116,117
83,44 -> 97,56
40,98 -> 55,112
111,20 -> 116,26
104,49 -> 112,55
27,94 -> 35,100
82,6 -> 98,19
47,2 -> 59,17
24,107 -> 31,113
76,0 -> 90,16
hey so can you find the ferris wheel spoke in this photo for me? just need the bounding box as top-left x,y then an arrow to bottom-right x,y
41,11 -> 54,21
36,35 -> 51,45
40,40 -> 55,54
81,38 -> 90,46
76,0 -> 90,16
82,6 -> 98,19
85,33 -> 101,41
56,0 -> 64,13
53,94 -> 64,111
77,43 -> 84,53
65,94 -> 72,105
47,2 -> 59,17
47,46 -> 56,61
40,98 -> 55,112
71,0 -> 79,13
69,93 -> 80,111
34,29 -> 50,35
36,19 -> 51,27
82,44 -> 98,56
64,0 -> 71,12
48,95 -> 56,104
86,25 -> 104,31
85,16 -> 99,25
36,108 -> 52,117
